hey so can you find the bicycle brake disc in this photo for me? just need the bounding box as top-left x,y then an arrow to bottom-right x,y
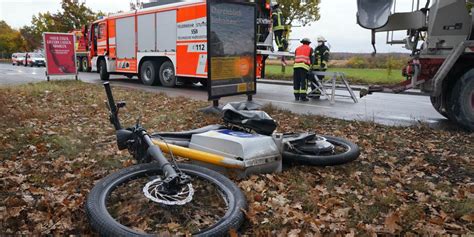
143,177 -> 194,206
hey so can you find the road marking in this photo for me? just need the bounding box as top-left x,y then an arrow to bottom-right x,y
250,97 -> 333,109
384,115 -> 440,122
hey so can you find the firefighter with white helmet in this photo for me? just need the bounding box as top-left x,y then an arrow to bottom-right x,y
293,38 -> 314,101
308,36 -> 330,99
314,36 -> 330,71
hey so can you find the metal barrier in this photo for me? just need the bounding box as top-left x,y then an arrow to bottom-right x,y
308,71 -> 358,104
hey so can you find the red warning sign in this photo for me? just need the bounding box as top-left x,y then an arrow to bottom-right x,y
43,33 -> 77,76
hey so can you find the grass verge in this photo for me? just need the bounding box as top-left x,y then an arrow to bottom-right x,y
0,81 -> 472,235
265,65 -> 405,85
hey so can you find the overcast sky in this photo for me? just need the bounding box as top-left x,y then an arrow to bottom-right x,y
0,0 -> 413,53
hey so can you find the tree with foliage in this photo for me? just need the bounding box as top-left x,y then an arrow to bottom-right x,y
275,0 -> 321,71
22,0 -> 102,50
30,0 -> 99,33
0,21 -> 25,56
19,26 -> 42,51
278,0 -> 321,26
58,0 -> 100,30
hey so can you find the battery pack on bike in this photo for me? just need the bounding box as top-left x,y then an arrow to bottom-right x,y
153,102 -> 283,178
186,129 -> 282,178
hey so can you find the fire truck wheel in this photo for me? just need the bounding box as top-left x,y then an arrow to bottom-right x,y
99,60 -> 110,81
200,79 -> 208,87
448,72 -> 474,131
159,61 -> 176,87
430,95 -> 449,119
76,58 -> 82,72
81,57 -> 89,72
140,61 -> 159,86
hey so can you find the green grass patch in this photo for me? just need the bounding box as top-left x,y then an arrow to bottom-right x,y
265,65 -> 405,85
441,199 -> 474,219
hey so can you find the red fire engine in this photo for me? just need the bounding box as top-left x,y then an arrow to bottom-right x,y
78,0 -> 273,87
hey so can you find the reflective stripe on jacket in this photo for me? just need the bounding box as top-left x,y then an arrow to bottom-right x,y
294,44 -> 312,70
272,10 -> 285,31
313,44 -> 330,69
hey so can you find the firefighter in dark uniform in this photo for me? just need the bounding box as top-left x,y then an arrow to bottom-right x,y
272,4 -> 288,52
309,36 -> 330,98
293,38 -> 314,102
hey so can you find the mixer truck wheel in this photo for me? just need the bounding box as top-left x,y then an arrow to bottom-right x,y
430,95 -> 449,119
448,73 -> 474,132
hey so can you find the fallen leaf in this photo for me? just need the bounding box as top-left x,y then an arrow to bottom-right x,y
461,214 -> 474,222
288,229 -> 301,237
374,166 -> 386,175
384,212 -> 401,233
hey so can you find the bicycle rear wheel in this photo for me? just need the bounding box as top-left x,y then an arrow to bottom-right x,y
283,135 -> 360,166
86,163 -> 246,236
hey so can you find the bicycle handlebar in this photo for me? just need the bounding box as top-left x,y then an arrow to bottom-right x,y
103,82 -> 122,130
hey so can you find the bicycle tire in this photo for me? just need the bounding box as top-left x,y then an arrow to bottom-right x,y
86,163 -> 246,236
283,136 -> 360,166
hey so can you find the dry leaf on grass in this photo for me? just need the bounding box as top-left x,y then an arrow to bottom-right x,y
384,211 -> 401,233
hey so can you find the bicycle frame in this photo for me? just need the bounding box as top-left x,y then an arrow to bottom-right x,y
152,140 -> 245,169
104,82 -> 288,172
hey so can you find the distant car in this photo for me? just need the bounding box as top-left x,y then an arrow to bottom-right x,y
11,53 -> 18,65
12,53 -> 25,66
15,53 -> 26,66
26,53 -> 46,67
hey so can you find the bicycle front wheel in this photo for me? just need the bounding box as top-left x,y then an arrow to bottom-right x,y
85,163 -> 246,236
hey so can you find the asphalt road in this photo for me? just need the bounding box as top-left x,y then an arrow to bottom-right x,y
0,63 -> 453,128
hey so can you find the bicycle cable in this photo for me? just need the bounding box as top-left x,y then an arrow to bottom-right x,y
143,134 -> 194,206
151,134 -> 183,174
